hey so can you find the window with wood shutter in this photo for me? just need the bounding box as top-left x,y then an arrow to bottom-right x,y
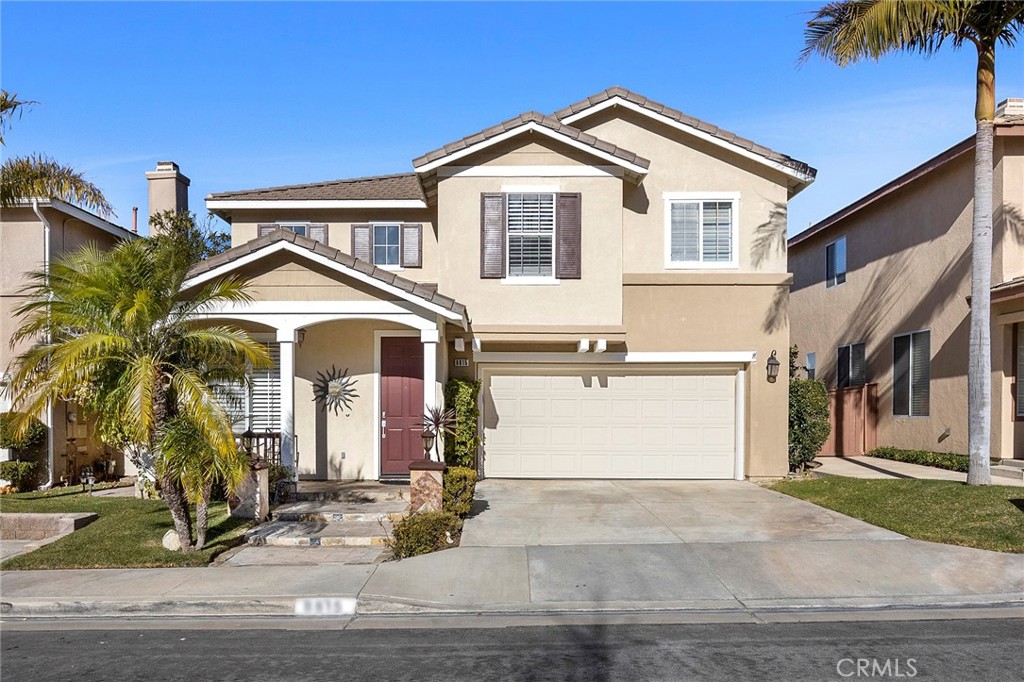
665,194 -> 738,268
350,223 -> 422,268
837,342 -> 866,389
401,224 -> 423,268
507,193 -> 555,277
893,331 -> 930,417
826,237 -> 847,287
556,193 -> 581,279
373,225 -> 401,266
257,223 -> 328,244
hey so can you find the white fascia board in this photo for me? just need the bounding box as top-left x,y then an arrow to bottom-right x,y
41,199 -> 135,240
205,199 -> 428,210
472,351 -> 756,364
413,122 -> 649,176
181,240 -> 465,324
561,97 -> 814,185
436,165 -> 623,178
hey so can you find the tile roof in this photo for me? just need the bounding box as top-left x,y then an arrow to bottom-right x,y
412,110 -> 650,171
186,229 -> 468,322
553,86 -> 816,179
207,173 -> 426,202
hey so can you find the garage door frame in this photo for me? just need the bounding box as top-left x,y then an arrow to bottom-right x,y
476,356 -> 750,481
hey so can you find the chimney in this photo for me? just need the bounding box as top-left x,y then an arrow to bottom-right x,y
145,161 -> 190,233
996,98 -> 1024,119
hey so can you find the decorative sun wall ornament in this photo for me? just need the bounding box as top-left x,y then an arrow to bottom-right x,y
312,365 -> 359,416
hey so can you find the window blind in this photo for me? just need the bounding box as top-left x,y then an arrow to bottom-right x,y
507,193 -> 554,277
250,343 -> 281,432
893,331 -> 929,417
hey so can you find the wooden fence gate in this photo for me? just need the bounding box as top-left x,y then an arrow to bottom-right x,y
818,383 -> 878,456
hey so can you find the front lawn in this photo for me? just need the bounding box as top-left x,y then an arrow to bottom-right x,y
772,477 -> 1024,553
0,487 -> 250,569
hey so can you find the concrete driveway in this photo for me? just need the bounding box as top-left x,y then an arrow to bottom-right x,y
460,479 -> 901,546
358,478 -> 1024,613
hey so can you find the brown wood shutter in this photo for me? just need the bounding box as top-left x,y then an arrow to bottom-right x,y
351,224 -> 372,261
307,223 -> 328,245
257,224 -> 278,238
556,193 -> 582,279
400,224 -> 422,268
480,193 -> 506,279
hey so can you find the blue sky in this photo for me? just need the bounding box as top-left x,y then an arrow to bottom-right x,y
3,1 -> 1022,237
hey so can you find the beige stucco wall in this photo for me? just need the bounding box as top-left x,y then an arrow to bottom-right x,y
571,108 -> 792,275
789,138 -> 1024,458
235,251 -> 405,302
622,281 -> 790,477
435,140 -> 624,326
229,208 -> 440,284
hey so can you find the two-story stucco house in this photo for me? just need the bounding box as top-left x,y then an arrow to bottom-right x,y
789,99 -> 1024,473
187,86 -> 816,482
1,199 -> 136,484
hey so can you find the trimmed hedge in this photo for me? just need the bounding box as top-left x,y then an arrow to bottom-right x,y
443,466 -> 477,518
0,460 -> 38,492
869,446 -> 969,473
789,379 -> 830,472
388,511 -> 460,559
443,378 -> 480,467
0,412 -> 47,451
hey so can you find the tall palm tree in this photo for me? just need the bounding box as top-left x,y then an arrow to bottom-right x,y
1,90 -> 113,217
802,0 -> 1024,485
7,236 -> 269,550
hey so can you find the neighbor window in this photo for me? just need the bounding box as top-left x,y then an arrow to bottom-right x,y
507,192 -> 555,277
893,331 -> 930,417
837,342 -> 866,388
805,352 -> 816,380
373,224 -> 401,266
826,237 -> 847,287
666,195 -> 737,267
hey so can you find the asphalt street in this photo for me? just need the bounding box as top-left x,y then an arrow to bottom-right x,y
1,616 -> 1022,681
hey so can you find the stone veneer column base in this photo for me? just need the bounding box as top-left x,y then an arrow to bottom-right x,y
408,460 -> 446,513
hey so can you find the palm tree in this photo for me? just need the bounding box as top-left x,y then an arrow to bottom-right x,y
0,90 -> 113,217
802,0 -> 1024,485
7,235 -> 269,550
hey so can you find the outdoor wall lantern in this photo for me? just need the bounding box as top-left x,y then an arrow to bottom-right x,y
766,350 -> 780,384
421,430 -> 436,461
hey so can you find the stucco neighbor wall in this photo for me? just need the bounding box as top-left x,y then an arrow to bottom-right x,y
789,136 -> 1024,458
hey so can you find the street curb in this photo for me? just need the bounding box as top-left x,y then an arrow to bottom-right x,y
0,599 -> 298,619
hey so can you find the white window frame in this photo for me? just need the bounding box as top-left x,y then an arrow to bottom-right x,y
277,221 -> 309,238
370,221 -> 404,271
892,329 -> 930,418
826,236 -> 847,288
502,186 -> 559,284
663,191 -> 740,270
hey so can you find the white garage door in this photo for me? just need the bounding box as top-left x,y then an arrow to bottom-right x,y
482,368 -> 738,479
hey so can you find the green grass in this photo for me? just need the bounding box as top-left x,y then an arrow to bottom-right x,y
772,477 -> 1024,553
0,487 -> 250,569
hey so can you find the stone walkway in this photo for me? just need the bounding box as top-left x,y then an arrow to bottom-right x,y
815,456 -> 1024,486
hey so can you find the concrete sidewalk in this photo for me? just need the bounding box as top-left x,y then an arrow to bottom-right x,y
2,480 -> 1023,620
815,456 -> 1024,486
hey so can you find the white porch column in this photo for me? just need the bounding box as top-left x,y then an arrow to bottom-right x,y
421,328 -> 439,458
277,328 -> 297,476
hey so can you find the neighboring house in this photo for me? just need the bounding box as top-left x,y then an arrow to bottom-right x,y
789,98 -> 1024,461
0,198 -> 137,483
190,86 -> 816,481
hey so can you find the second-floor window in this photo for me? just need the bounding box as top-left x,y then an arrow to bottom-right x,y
826,236 -> 847,287
373,224 -> 401,266
506,193 -> 555,278
837,342 -> 866,389
664,193 -> 738,269
257,222 -> 328,244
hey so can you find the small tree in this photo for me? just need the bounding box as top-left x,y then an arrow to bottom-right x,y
789,379 -> 831,473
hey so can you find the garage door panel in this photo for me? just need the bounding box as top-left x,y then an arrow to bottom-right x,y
484,368 -> 738,480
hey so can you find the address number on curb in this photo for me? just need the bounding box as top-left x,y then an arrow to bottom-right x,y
294,597 -> 357,616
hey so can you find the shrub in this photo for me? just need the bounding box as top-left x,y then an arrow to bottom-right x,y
388,511 -> 460,559
0,460 -> 38,492
0,412 -> 47,452
789,379 -> 830,473
443,466 -> 478,517
869,446 -> 969,473
443,378 -> 480,467
267,464 -> 293,489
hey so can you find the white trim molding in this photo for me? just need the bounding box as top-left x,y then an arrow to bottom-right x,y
560,97 -> 815,185
438,165 -> 623,178
473,351 -> 756,365
206,199 -> 428,210
413,121 -> 649,176
181,240 -> 467,327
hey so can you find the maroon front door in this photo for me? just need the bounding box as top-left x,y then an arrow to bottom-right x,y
380,336 -> 424,477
